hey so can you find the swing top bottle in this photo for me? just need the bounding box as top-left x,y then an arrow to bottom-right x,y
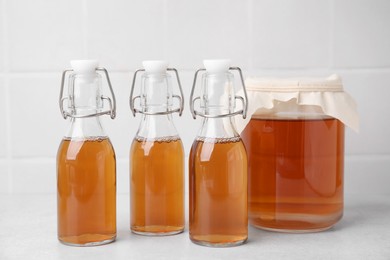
129,60 -> 185,235
189,59 -> 249,247
57,60 -> 117,246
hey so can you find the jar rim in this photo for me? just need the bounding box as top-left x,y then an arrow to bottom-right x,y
245,74 -> 343,92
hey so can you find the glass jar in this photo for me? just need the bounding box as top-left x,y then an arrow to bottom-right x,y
129,61 -> 185,236
57,60 -> 117,246
238,75 -> 358,233
189,59 -> 249,247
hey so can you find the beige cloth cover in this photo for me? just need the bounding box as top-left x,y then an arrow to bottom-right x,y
235,74 -> 359,133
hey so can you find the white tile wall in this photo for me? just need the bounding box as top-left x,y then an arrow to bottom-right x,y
0,0 -> 4,72
117,159 -> 129,194
7,0 -> 84,71
9,76 -> 67,158
12,160 -> 56,193
0,0 -> 389,194
334,0 -> 390,68
252,0 -> 331,69
342,71 -> 390,155
345,155 -> 390,194
86,0 -> 165,70
157,70 -> 200,154
100,72 -> 135,158
165,0 -> 251,70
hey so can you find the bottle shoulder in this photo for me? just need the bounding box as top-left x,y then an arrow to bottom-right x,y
190,137 -> 246,156
133,135 -> 182,143
135,115 -> 181,139
189,138 -> 247,169
58,137 -> 115,160
64,117 -> 108,138
131,137 -> 184,154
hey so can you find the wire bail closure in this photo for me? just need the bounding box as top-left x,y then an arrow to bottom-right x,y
59,67 -> 116,119
129,68 -> 185,117
190,66 -> 248,119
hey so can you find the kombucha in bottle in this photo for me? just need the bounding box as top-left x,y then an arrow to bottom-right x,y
57,60 -> 117,246
189,59 -> 249,247
129,61 -> 185,235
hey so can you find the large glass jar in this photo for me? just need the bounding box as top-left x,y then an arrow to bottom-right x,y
238,75 -> 358,233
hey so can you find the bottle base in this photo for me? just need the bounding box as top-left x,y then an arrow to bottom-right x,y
250,212 -> 342,233
190,235 -> 247,247
251,224 -> 334,233
58,234 -> 116,247
131,225 -> 184,236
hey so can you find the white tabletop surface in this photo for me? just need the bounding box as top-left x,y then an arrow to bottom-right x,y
0,193 -> 389,260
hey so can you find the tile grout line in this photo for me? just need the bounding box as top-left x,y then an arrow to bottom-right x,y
2,0 -> 13,193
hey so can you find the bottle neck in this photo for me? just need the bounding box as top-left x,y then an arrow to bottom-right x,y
68,73 -> 103,116
136,114 -> 179,140
65,116 -> 106,139
197,117 -> 239,140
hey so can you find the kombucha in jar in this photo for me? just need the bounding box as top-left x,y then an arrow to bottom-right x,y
57,60 -> 117,246
189,59 -> 249,247
237,75 -> 358,233
129,61 -> 185,235
242,116 -> 344,232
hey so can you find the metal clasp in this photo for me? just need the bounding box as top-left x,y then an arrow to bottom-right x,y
59,67 -> 116,120
129,68 -> 184,117
190,66 -> 248,119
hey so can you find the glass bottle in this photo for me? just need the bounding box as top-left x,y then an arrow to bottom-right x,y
57,60 -> 117,246
189,59 -> 249,247
129,60 -> 185,235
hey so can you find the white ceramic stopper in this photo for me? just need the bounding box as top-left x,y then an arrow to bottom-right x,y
71,60 -> 99,74
143,60 -> 168,74
203,59 -> 231,73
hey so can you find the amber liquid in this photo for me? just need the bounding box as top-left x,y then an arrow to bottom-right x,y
241,118 -> 344,232
130,137 -> 184,235
189,138 -> 248,246
57,137 -> 116,245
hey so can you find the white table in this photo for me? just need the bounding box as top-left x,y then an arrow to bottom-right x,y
0,194 -> 389,260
